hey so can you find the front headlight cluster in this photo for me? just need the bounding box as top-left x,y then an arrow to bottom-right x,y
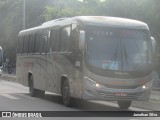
84,76 -> 106,89
137,81 -> 152,90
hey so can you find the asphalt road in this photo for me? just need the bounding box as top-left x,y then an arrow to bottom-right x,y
0,79 -> 158,120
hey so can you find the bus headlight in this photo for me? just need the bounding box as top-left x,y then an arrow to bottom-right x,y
84,76 -> 105,88
138,81 -> 152,90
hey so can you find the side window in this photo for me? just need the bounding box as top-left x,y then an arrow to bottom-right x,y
23,36 -> 29,53
41,30 -> 48,53
47,30 -> 51,53
35,32 -> 42,53
20,37 -> 24,53
51,28 -> 60,52
26,36 -> 29,53
17,38 -> 19,54
71,24 -> 79,52
71,24 -> 79,37
60,26 -> 71,51
17,37 -> 22,54
22,36 -> 25,53
29,34 -> 35,53
34,33 -> 37,53
51,29 -> 56,52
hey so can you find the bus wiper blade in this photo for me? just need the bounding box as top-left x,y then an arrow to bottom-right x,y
123,44 -> 128,65
113,45 -> 118,64
123,41 -> 138,67
106,42 -> 119,69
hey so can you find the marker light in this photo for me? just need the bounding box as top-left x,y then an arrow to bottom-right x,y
85,76 -> 106,89
137,81 -> 152,90
142,86 -> 146,89
96,84 -> 99,87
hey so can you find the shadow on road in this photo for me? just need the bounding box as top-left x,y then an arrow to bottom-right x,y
35,93 -> 124,111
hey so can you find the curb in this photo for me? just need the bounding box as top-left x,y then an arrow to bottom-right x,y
0,74 -> 16,82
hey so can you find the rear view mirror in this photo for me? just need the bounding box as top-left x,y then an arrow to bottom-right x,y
151,37 -> 156,54
79,31 -> 85,50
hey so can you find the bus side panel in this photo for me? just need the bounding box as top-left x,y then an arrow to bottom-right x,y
54,52 -> 83,99
46,53 -> 57,93
16,54 -> 47,91
16,55 -> 30,87
16,55 -> 24,85
33,54 -> 47,91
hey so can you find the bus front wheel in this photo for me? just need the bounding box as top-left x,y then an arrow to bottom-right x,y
117,100 -> 132,110
62,80 -> 71,107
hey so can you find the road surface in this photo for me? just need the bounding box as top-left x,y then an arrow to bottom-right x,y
0,79 -> 157,120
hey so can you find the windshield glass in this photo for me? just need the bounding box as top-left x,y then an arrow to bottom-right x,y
85,26 -> 152,74
0,50 -> 3,66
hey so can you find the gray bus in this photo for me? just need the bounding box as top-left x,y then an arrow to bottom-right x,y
16,16 -> 155,109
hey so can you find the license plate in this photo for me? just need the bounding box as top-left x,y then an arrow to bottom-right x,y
115,93 -> 127,97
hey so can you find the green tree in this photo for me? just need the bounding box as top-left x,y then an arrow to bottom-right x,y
0,0 -> 160,63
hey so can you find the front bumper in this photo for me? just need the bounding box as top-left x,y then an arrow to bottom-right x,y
82,79 -> 152,101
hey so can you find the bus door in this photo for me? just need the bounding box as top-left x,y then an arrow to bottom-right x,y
71,24 -> 83,98
46,29 -> 58,93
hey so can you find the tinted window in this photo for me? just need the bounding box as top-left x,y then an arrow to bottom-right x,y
0,49 -> 2,66
86,26 -> 152,71
17,37 -> 23,54
50,28 -> 60,52
29,34 -> 35,53
47,30 -> 51,53
41,31 -> 48,53
35,32 -> 42,53
71,24 -> 79,52
51,29 -> 56,51
23,36 -> 29,53
60,26 -> 71,51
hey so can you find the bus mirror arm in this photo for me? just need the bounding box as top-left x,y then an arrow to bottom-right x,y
79,31 -> 85,50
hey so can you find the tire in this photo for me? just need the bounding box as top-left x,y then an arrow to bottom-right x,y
37,89 -> 45,98
117,100 -> 132,110
29,75 -> 45,97
29,75 -> 37,97
62,80 -> 71,107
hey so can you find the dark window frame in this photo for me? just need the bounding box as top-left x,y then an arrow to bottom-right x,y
23,35 -> 30,54
50,28 -> 60,52
59,25 -> 71,52
41,30 -> 48,54
29,34 -> 36,54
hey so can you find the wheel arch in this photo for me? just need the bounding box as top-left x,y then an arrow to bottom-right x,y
60,75 -> 69,94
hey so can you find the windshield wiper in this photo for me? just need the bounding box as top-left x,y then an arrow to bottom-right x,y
114,44 -> 118,64
106,41 -> 119,70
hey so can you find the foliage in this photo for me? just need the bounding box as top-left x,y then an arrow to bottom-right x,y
0,0 -> 160,63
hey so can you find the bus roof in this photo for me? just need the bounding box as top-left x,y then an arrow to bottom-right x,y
76,16 -> 148,28
19,26 -> 43,36
41,16 -> 148,28
19,16 -> 149,36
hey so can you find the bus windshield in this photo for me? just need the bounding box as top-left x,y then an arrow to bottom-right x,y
85,26 -> 152,76
0,49 -> 3,67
